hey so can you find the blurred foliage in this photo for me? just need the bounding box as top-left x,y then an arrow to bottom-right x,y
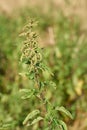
0,6 -> 87,130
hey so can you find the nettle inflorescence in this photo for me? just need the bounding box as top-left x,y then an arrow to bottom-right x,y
19,19 -> 73,130
20,20 -> 43,76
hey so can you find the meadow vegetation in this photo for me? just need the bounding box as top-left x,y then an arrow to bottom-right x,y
0,6 -> 87,130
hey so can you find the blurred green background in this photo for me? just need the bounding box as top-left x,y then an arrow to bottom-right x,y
0,0 -> 87,130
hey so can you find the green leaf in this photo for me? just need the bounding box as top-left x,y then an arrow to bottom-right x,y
26,71 -> 35,80
49,81 -> 56,89
58,120 -> 67,130
20,89 -> 35,99
27,116 -> 43,126
23,110 -> 40,125
55,106 -> 73,119
19,89 -> 31,93
0,121 -> 15,129
21,93 -> 33,99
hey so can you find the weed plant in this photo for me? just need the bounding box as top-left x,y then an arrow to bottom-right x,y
19,19 -> 73,130
0,7 -> 87,130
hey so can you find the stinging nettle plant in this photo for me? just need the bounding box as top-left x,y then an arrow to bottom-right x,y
19,19 -> 73,130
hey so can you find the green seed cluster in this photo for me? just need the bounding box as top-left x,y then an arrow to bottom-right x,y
20,19 -> 42,73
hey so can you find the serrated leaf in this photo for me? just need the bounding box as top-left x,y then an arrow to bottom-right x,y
21,93 -> 33,99
58,120 -> 67,130
55,106 -> 73,119
19,89 -> 31,93
26,71 -> 35,80
23,110 -> 40,125
0,122 -> 14,129
20,89 -> 35,100
49,81 -> 56,89
27,116 -> 43,126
